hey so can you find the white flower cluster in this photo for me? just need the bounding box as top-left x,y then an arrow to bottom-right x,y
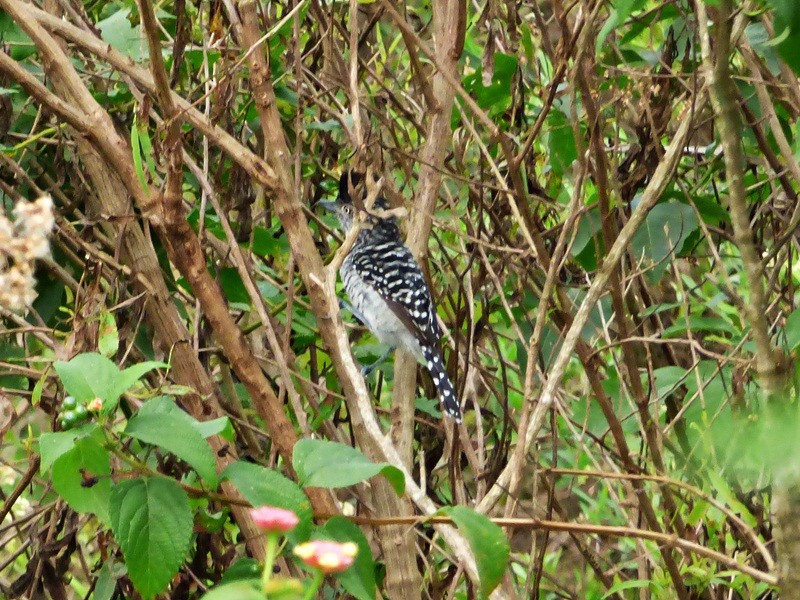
0,196 -> 55,311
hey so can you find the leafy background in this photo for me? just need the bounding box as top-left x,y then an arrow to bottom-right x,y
1,0 -> 800,598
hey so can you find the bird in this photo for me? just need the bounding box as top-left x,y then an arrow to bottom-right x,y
318,171 -> 462,422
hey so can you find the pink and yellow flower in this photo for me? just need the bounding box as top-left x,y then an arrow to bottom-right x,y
293,540 -> 358,573
250,506 -> 299,534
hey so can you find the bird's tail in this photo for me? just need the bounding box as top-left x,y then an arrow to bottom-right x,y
423,347 -> 462,422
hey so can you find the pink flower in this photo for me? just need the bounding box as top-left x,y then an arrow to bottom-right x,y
293,540 -> 358,573
250,506 -> 299,533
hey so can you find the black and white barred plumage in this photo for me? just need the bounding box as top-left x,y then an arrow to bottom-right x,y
320,172 -> 462,422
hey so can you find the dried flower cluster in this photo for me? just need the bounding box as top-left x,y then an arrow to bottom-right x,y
0,196 -> 55,311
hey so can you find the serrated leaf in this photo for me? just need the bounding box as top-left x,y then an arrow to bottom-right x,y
110,477 -> 193,599
125,412 -> 218,487
440,506 -> 509,598
222,461 -> 312,542
320,516 -> 376,600
293,439 -> 405,496
52,436 -> 112,524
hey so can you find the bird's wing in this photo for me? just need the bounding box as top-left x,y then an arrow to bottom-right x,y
352,242 -> 441,348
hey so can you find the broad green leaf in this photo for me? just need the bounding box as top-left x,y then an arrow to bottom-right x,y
54,353 -> 166,411
461,53 -> 518,114
201,582 -> 264,600
293,439 -> 405,496
52,436 -> 112,524
440,506 -> 509,598
222,460 -> 312,541
661,316 -> 738,339
110,477 -> 193,599
55,353 -> 118,401
39,430 -> 79,471
135,396 -> 233,441
125,412 -> 218,487
97,9 -> 146,61
320,516 -> 376,600
630,201 -> 698,281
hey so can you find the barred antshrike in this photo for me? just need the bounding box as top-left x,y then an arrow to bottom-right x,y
319,172 -> 462,422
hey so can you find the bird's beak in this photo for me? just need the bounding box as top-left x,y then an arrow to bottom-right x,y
316,200 -> 336,212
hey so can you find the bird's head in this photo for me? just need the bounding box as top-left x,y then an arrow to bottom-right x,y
317,171 -> 392,232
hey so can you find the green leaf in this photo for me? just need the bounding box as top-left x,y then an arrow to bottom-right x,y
97,9 -> 146,61
546,111 -> 578,178
222,461 -> 313,541
461,53 -> 518,114
98,311 -> 119,357
110,361 -> 169,408
135,396 -> 231,440
201,582 -> 264,600
766,0 -> 800,77
440,506 -> 510,598
320,516 -> 376,600
125,411 -> 218,487
630,201 -> 698,281
293,439 -> 405,496
93,559 -> 124,600
217,558 -> 261,586
54,353 -> 166,411
784,306 -> 800,351
110,477 -> 193,599
40,430 -> 79,471
194,416 -> 234,440
603,579 -> 651,598
51,435 -> 112,524
596,0 -> 647,55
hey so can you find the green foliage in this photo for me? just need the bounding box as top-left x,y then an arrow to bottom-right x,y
4,0 -> 800,597
767,0 -> 800,76
222,460 -> 313,542
320,517 -> 377,600
293,438 -> 405,496
440,506 -> 510,598
54,353 -> 166,412
110,477 -> 194,599
51,432 -> 112,524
